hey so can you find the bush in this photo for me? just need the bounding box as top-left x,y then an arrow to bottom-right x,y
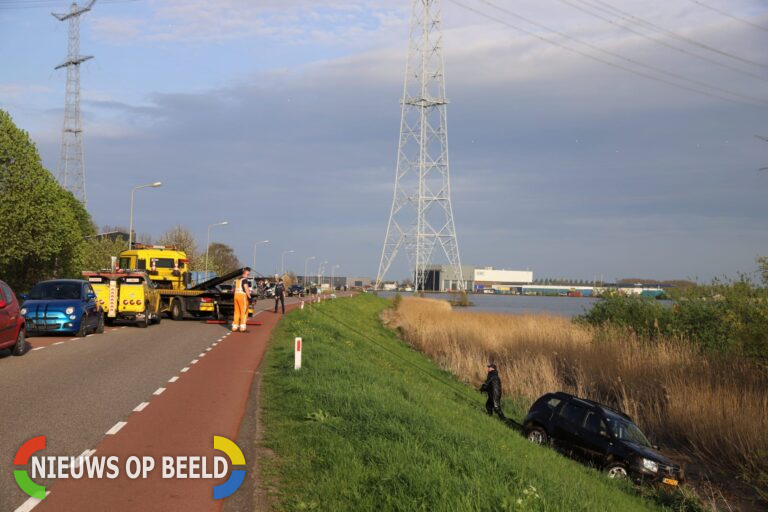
578,279 -> 768,359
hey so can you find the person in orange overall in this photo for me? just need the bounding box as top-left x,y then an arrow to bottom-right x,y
232,267 -> 252,332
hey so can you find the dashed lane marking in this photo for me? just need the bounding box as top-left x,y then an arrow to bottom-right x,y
153,387 -> 165,396
133,402 -> 150,412
13,491 -> 51,512
190,359 -> 199,365
32,347 -> 45,351
181,367 -> 190,373
53,342 -> 64,346
168,376 -> 179,383
106,422 -> 127,435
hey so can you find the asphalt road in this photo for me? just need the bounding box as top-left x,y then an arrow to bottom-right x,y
0,296 -> 306,512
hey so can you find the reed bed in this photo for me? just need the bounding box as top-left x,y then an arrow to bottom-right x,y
385,297 -> 768,488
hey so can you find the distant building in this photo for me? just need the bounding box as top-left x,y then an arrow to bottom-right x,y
473,268 -> 533,293
420,265 -> 532,292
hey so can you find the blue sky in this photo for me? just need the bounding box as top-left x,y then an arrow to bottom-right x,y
1,0 -> 768,282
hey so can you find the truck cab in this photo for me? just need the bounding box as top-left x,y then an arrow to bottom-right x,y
118,245 -> 191,290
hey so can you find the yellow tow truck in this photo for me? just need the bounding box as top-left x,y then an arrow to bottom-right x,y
116,245 -> 248,320
83,270 -> 161,328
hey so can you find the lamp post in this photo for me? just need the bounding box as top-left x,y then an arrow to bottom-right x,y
252,240 -> 269,274
205,221 -> 228,276
317,260 -> 328,290
128,181 -> 162,249
281,249 -> 294,277
304,256 -> 316,287
331,264 -> 340,291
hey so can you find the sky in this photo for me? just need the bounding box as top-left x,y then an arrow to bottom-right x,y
1,0 -> 767,282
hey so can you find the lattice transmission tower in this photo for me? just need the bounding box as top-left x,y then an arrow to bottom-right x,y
376,0 -> 464,292
52,0 -> 96,205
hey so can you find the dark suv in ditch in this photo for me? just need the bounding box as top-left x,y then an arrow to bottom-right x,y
522,392 -> 683,487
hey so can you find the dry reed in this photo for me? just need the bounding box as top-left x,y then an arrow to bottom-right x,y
385,297 -> 768,485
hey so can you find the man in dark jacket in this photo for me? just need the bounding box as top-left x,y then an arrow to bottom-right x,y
274,278 -> 286,314
480,363 -> 506,420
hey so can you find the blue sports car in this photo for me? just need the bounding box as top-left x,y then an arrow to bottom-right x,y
21,279 -> 104,337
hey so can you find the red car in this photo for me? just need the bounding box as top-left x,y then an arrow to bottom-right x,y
0,280 -> 26,356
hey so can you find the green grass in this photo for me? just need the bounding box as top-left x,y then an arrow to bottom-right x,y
258,294 -> 664,511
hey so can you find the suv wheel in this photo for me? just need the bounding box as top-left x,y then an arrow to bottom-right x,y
526,427 -> 548,445
95,314 -> 105,334
605,462 -> 629,479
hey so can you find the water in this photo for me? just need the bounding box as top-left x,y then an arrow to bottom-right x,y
378,292 -> 600,318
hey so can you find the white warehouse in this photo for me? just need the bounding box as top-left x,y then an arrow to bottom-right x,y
423,265 -> 533,292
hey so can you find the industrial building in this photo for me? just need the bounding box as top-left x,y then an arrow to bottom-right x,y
423,265 -> 533,292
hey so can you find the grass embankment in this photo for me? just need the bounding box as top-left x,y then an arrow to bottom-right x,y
259,294 -> 663,511
387,297 -> 768,505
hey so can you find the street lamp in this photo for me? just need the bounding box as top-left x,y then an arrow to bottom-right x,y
304,256 -> 316,287
128,181 -> 162,249
317,260 -> 328,290
331,264 -> 340,291
281,249 -> 295,277
252,240 -> 270,274
205,221 -> 228,276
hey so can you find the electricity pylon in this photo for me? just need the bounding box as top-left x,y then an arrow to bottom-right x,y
53,0 -> 96,205
376,0 -> 464,292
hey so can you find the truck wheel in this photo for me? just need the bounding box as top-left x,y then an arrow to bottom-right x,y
12,329 -> 26,356
138,307 -> 149,328
75,316 -> 88,337
605,462 -> 629,479
525,427 -> 548,446
95,314 -> 105,334
171,300 -> 184,321
153,311 -> 162,325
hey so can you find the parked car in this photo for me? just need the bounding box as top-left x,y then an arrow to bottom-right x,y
21,279 -> 104,337
522,392 -> 683,487
0,280 -> 26,356
288,284 -> 305,297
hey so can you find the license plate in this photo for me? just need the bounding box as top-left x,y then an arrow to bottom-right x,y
662,477 -> 678,486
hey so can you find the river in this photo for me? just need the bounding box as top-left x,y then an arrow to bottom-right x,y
377,292 -> 601,318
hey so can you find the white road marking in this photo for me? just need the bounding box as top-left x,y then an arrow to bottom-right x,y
199,353 -> 206,358
69,338 -> 78,341
86,334 -> 93,338
53,341 -> 65,346
72,449 -> 93,469
32,347 -> 45,351
212,343 -> 218,347
106,422 -> 127,435
133,402 -> 150,412
168,376 -> 179,383
181,367 -> 190,373
153,387 -> 165,396
190,359 -> 199,364
13,491 -> 51,512
205,347 -> 212,352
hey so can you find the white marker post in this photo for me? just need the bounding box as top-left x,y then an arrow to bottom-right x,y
294,337 -> 302,370
300,301 -> 304,310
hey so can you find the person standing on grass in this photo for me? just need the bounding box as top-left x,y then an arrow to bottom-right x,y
480,363 -> 506,420
274,278 -> 286,314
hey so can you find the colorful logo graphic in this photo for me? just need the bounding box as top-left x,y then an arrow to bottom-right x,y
213,436 -> 245,499
14,436 -> 46,499
13,435 -> 245,500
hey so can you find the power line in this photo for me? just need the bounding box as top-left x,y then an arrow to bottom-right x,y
446,0 -> 767,107
687,0 -> 768,34
0,0 -> 138,10
586,0 -> 768,71
560,0 -> 768,81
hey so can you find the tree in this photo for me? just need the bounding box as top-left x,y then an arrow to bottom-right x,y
157,225 -> 199,260
205,242 -> 241,277
758,256 -> 768,287
82,236 -> 129,271
0,109 -> 92,291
